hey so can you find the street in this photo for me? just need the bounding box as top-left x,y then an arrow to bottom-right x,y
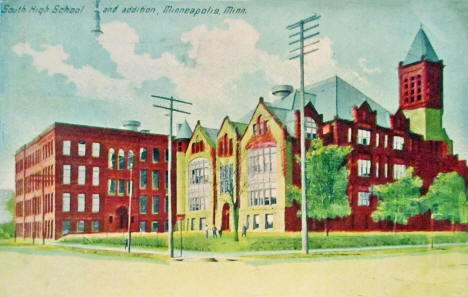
0,246 -> 467,297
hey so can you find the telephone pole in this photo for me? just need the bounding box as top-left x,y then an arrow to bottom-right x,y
287,14 -> 321,254
151,95 -> 191,258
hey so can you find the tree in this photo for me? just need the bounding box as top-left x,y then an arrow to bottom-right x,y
422,172 -> 468,230
371,167 -> 423,232
287,140 -> 352,236
0,193 -> 15,239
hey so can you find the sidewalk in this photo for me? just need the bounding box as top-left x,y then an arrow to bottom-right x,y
51,241 -> 468,260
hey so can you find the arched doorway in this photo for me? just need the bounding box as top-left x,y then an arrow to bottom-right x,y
116,206 -> 128,230
221,203 -> 230,231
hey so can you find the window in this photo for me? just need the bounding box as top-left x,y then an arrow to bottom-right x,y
265,214 -> 274,229
152,196 -> 159,214
164,220 -> 168,232
384,134 -> 388,148
118,149 -> 124,169
151,221 -> 159,232
92,220 -> 100,232
92,194 -> 100,213
127,151 -> 134,169
149,148 -> 159,163
118,180 -> 125,195
199,217 -> 206,230
62,221 -> 70,235
305,117 -> 317,139
164,196 -> 169,213
78,141 -> 86,156
139,221 -> 146,232
264,121 -> 269,133
63,165 -> 71,184
140,148 -> 147,161
92,167 -> 99,186
384,163 -> 388,178
220,164 -> 233,194
188,158 -> 210,211
358,192 -> 370,206
78,166 -> 86,185
247,147 -> 277,206
347,128 -> 352,143
165,171 -> 168,189
108,179 -> 116,195
165,149 -> 169,162
253,214 -> 259,230
393,164 -> 406,179
77,221 -> 85,233
62,193 -> 70,212
63,141 -> 71,156
92,142 -> 100,157
375,162 -> 379,178
108,148 -> 115,169
77,194 -> 85,212
140,170 -> 147,189
357,159 -> 371,177
139,195 -> 147,214
191,218 -> 196,230
152,170 -> 159,189
357,129 -> 371,145
127,181 -> 133,196
375,133 -> 380,147
393,136 -> 404,150
252,124 -> 257,136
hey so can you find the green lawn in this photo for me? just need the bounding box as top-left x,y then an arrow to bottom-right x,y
59,231 -> 468,252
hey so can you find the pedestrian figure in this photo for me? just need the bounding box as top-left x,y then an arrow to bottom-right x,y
212,226 -> 218,238
124,238 -> 129,250
205,224 -> 209,238
218,228 -> 222,238
242,225 -> 247,237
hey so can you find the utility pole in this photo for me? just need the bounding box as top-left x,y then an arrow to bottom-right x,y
127,166 -> 133,253
287,14 -> 321,254
151,95 -> 191,258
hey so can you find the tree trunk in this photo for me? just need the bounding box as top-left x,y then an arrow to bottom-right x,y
324,218 -> 329,237
451,220 -> 455,233
393,214 -> 397,233
232,205 -> 239,242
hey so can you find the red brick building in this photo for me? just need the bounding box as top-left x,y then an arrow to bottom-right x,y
15,122 -> 176,240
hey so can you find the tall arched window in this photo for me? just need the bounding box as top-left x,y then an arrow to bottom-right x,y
108,148 -> 115,169
188,158 -> 210,211
305,117 -> 317,139
128,150 -> 134,169
118,149 -> 125,170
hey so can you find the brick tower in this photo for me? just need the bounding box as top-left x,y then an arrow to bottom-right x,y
398,28 -> 453,153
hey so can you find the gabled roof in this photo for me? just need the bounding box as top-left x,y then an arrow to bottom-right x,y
175,120 -> 192,140
306,76 -> 392,128
402,28 -> 439,66
203,127 -> 219,146
231,121 -> 248,135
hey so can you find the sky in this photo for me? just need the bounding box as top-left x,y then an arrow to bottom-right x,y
0,0 -> 467,191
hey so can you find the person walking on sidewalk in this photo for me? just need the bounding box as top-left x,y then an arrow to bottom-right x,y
212,226 -> 218,238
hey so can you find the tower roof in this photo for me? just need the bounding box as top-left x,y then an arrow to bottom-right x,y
175,120 -> 192,140
402,28 -> 439,66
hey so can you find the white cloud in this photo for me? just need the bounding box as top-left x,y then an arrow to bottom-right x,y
358,57 -> 382,74
12,20 -> 379,126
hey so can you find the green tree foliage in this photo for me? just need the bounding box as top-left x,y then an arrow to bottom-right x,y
423,172 -> 468,228
287,140 -> 352,236
371,167 -> 423,232
0,194 -> 15,239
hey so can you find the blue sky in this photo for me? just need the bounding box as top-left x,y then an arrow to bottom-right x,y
1,0 -> 467,190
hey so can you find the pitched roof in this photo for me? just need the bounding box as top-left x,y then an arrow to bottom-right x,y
203,127 -> 219,147
402,28 -> 439,66
231,121 -> 248,134
175,120 -> 192,140
305,76 -> 392,128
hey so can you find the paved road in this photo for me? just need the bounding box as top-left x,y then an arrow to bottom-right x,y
51,241 -> 468,259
